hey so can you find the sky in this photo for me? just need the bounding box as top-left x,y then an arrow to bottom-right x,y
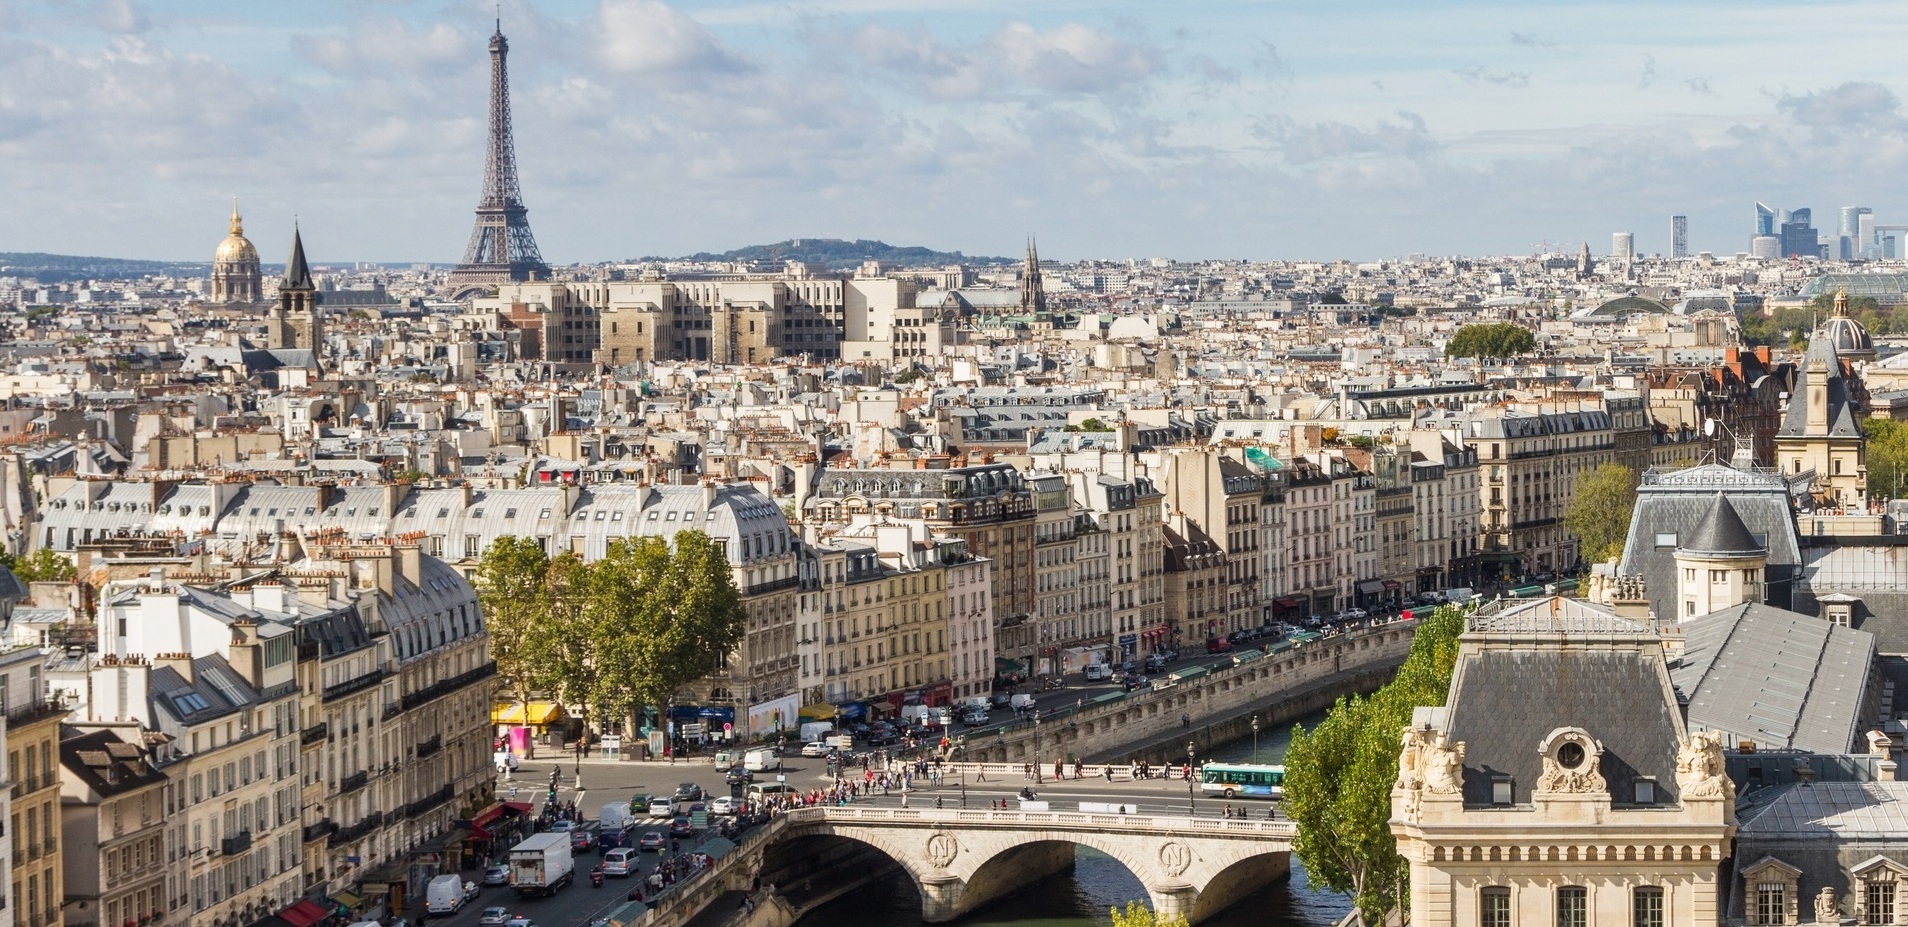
4,0 -> 1908,264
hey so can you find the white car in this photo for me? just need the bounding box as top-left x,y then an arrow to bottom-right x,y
479,909 -> 510,927
800,741 -> 829,757
709,796 -> 736,815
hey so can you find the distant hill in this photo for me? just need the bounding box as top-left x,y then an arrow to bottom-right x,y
655,239 -> 1013,270
0,252 -> 207,283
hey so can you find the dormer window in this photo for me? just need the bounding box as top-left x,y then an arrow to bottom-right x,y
1491,776 -> 1512,806
1633,777 -> 1656,804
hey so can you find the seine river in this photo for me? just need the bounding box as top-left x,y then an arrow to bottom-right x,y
799,708 -> 1354,927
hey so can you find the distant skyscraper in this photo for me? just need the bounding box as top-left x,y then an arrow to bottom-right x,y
449,20 -> 549,296
1780,208 -> 1818,258
1755,202 -> 1777,237
1612,231 -> 1634,269
1838,206 -> 1871,260
1670,216 -> 1688,259
1858,212 -> 1877,259
1750,236 -> 1782,260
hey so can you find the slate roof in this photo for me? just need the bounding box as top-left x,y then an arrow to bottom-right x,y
60,728 -> 167,797
1797,543 -> 1908,655
149,655 -> 258,726
1618,463 -> 1800,619
283,226 -> 313,289
1731,780 -> 1908,926
1778,338 -> 1862,438
1673,602 -> 1874,754
1679,492 -> 1764,556
1445,599 -> 1685,807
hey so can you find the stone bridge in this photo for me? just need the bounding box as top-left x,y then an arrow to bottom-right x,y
760,806 -> 1296,924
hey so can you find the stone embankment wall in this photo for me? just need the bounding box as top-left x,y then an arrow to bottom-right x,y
964,623 -> 1417,766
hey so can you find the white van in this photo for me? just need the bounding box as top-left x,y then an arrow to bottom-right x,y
1083,663 -> 1109,682
742,747 -> 777,772
747,782 -> 798,801
1010,694 -> 1036,711
425,874 -> 466,914
599,801 -> 633,832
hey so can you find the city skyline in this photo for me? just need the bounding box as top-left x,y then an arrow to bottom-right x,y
5,0 -> 1908,263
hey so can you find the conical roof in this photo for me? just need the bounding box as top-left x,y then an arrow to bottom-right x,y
282,225 -> 313,289
1677,492 -> 1764,557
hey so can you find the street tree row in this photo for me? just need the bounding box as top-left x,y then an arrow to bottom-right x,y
476,531 -> 748,749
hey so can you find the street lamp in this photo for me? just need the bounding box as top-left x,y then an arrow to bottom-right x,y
1186,741 -> 1197,815
1034,713 -> 1043,781
1251,716 -> 1261,762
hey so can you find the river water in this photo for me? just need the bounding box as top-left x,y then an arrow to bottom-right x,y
798,709 -> 1354,926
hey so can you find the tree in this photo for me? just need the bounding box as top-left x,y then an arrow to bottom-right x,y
1563,462 -> 1639,564
1443,322 -> 1535,360
585,531 -> 749,737
1865,418 -> 1908,500
0,549 -> 75,584
1285,606 -> 1465,925
1109,901 -> 1189,927
475,537 -> 560,740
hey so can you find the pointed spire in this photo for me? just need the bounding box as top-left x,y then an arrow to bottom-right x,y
283,224 -> 313,289
229,196 -> 243,236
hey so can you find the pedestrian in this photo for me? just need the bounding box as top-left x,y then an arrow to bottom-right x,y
935,796 -> 944,809
901,790 -> 910,808
976,766 -> 986,782
1104,766 -> 1114,783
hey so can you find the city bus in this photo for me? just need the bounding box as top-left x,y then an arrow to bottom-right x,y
1199,762 -> 1286,799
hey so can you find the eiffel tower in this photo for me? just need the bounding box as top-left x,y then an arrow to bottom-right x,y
448,19 -> 549,295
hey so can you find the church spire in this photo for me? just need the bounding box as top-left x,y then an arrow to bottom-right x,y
1020,235 -> 1047,315
283,223 -> 313,289
229,196 -> 244,237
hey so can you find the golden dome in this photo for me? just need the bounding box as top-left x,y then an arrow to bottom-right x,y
214,200 -> 259,265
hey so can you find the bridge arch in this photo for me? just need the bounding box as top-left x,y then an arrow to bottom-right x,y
770,809 -> 1293,924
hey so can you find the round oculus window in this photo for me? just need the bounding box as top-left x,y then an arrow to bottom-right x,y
1557,742 -> 1586,769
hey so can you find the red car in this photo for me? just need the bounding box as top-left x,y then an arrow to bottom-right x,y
1204,637 -> 1233,654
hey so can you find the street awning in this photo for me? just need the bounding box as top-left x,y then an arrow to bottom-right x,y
1382,580 -> 1402,591
330,891 -> 365,914
279,900 -> 330,927
1274,597 -> 1301,608
502,801 -> 534,814
798,703 -> 836,722
491,702 -> 566,726
470,802 -> 507,829
1357,580 -> 1386,594
995,657 -> 1026,673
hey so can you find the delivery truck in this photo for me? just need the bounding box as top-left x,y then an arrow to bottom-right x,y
508,833 -> 575,897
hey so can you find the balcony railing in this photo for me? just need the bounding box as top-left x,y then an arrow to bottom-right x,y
338,771 -> 369,795
6,697 -> 70,728
301,722 -> 329,746
415,735 -> 443,759
220,831 -> 251,856
401,662 -> 498,712
403,785 -> 454,818
322,669 -> 386,703
330,812 -> 384,846
302,820 -> 335,843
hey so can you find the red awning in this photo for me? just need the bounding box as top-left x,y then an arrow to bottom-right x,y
471,803 -> 505,829
279,900 -> 330,927
468,824 -> 493,840
1382,580 -> 1402,591
501,801 -> 534,814
1274,597 -> 1301,608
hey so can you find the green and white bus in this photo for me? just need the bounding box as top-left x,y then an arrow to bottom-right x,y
1200,762 -> 1285,799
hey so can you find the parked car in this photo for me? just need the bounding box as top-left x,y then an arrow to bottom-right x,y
638,831 -> 666,852
800,741 -> 830,757
482,864 -> 511,886
479,908 -> 511,926
464,881 -> 482,902
1341,607 -> 1369,620
989,692 -> 1012,709
1204,637 -> 1233,654
672,782 -> 704,802
505,917 -> 536,927
1227,630 -> 1252,645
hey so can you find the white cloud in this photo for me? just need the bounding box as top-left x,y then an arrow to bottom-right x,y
595,0 -> 749,76
852,20 -> 1157,100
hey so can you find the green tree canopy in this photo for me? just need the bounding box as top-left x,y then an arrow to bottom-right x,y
1443,322 -> 1536,360
1284,605 -> 1466,925
1563,462 -> 1639,564
474,536 -> 561,709
477,531 -> 750,738
0,549 -> 75,584
1865,418 -> 1908,500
